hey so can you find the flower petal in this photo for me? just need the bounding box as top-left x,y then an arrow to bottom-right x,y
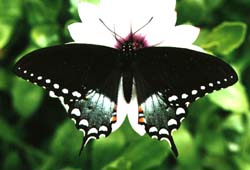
78,2 -> 99,23
139,11 -> 177,46
68,22 -> 116,47
158,25 -> 200,48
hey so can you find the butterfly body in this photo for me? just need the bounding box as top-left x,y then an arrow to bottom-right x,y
14,43 -> 238,156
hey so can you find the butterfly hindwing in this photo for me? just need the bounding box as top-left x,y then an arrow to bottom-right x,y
134,47 -> 238,156
14,44 -> 121,147
138,93 -> 187,156
68,90 -> 117,149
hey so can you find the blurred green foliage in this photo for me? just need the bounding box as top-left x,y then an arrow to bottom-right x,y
0,0 -> 250,169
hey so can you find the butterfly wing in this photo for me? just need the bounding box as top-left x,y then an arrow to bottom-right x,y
134,47 -> 238,156
14,44 -> 122,147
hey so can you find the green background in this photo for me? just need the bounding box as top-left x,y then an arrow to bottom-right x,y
0,0 -> 250,169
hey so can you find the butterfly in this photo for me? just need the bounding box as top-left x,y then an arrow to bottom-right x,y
13,34 -> 238,156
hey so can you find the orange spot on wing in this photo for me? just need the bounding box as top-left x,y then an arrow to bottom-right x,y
111,115 -> 117,123
138,117 -> 145,123
138,106 -> 143,113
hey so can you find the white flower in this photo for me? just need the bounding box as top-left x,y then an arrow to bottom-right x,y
68,0 -> 202,51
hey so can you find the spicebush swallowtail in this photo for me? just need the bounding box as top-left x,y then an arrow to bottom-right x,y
14,33 -> 238,156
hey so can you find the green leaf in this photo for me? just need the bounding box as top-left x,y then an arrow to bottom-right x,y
103,158 -> 132,170
0,117 -> 19,144
92,130 -> 126,170
0,23 -> 13,48
31,25 -> 60,47
47,120 -> 87,169
0,0 -> 22,48
177,0 -> 206,24
11,77 -> 44,118
104,135 -> 170,170
235,157 -> 250,170
0,68 -> 12,91
2,151 -> 22,170
200,22 -> 247,55
50,121 -> 82,156
25,0 -> 62,25
0,0 -> 22,19
203,0 -> 224,10
222,114 -> 245,134
208,81 -> 249,113
174,127 -> 200,169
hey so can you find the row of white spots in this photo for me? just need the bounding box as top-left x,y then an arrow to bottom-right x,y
20,67 -> 83,101
167,76 -> 233,104
148,126 -> 173,146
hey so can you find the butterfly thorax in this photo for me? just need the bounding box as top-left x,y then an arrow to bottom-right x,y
115,33 -> 148,103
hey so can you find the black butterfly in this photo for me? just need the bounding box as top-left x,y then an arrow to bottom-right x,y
14,38 -> 238,156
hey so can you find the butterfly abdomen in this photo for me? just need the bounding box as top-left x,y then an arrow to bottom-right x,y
122,71 -> 133,103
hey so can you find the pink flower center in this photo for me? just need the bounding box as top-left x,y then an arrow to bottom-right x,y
115,33 -> 149,51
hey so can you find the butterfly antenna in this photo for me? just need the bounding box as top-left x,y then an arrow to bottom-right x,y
134,17 -> 153,34
99,18 -> 124,43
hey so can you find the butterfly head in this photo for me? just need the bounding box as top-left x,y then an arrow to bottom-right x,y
115,33 -> 149,53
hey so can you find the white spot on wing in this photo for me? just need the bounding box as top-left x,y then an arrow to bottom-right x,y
72,91 -> 81,98
49,91 -> 57,98
168,119 -> 177,126
99,125 -> 108,132
159,128 -> 169,135
99,134 -> 106,138
176,107 -> 185,115
37,76 -> 42,80
79,129 -> 85,136
62,88 -> 69,94
201,86 -> 205,90
192,90 -> 198,95
79,119 -> 89,127
181,93 -> 188,99
71,108 -> 81,117
87,128 -> 98,135
151,135 -> 158,139
168,95 -> 178,102
71,118 -> 76,124
149,126 -> 158,133
209,83 -> 213,87
63,104 -> 69,111
84,136 -> 96,147
160,137 -> 171,146
45,79 -> 51,84
53,84 -> 59,89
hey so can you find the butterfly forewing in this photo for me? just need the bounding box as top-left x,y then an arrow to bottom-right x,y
14,44 -> 121,147
135,47 -> 238,104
